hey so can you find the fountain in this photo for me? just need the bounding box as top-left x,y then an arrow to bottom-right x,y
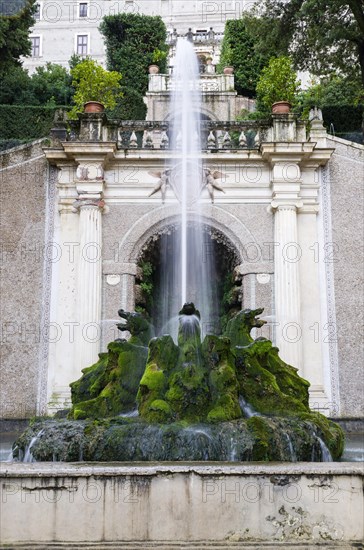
12,40 -> 344,463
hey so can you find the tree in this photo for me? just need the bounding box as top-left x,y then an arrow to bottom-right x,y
251,0 -> 364,86
69,58 -> 122,118
217,18 -> 271,97
256,56 -> 301,112
0,0 -> 37,73
100,13 -> 168,119
31,63 -> 73,106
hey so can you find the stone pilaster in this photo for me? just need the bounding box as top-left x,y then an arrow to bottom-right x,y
75,198 -> 104,371
272,203 -> 303,370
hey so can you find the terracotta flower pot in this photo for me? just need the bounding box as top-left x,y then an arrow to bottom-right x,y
223,66 -> 234,75
272,101 -> 291,114
84,101 -> 105,113
149,64 -> 159,74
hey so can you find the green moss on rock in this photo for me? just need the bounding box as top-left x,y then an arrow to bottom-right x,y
64,305 -> 344,461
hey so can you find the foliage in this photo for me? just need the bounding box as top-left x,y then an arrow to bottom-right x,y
296,76 -> 363,112
321,105 -> 363,135
152,48 -> 167,64
0,62 -> 73,107
0,0 -> 36,73
0,105 -> 65,140
217,18 -> 271,98
100,13 -> 168,119
68,58 -> 122,119
256,56 -> 300,112
30,63 -> 73,106
294,75 -> 363,138
251,0 -> 364,86
0,64 -> 33,104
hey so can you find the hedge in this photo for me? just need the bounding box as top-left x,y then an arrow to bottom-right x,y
0,105 -> 67,140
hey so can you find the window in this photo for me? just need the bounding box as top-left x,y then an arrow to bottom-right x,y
79,3 -> 88,17
76,34 -> 88,56
31,36 -> 41,57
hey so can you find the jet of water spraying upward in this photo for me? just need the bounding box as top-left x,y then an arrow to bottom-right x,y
158,39 -> 219,338
171,39 -> 202,307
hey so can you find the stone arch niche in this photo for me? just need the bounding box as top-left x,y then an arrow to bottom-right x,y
114,204 -> 263,332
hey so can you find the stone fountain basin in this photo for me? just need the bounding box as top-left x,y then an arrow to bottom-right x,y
0,462 -> 362,547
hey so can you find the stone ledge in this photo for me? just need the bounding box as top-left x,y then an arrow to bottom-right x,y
1,461 -> 363,479
0,542 -> 362,549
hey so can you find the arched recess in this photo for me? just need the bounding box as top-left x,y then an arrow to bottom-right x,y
163,106 -> 219,123
118,204 -> 259,265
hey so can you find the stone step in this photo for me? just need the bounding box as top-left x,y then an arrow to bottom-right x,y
1,543 -> 362,550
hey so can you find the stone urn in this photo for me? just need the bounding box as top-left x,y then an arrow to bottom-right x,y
83,101 -> 105,113
149,64 -> 159,74
272,101 -> 291,114
223,66 -> 234,75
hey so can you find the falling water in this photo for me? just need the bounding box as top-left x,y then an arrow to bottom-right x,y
239,395 -> 260,418
160,38 -> 218,338
23,429 -> 44,462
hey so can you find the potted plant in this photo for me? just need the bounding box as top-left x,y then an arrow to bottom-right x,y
149,48 -> 168,74
68,58 -> 123,118
256,56 -> 300,114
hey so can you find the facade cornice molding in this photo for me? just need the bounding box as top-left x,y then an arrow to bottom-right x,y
260,142 -> 316,164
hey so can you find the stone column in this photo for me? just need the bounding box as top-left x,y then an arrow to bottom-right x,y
76,199 -> 104,371
272,203 -> 303,370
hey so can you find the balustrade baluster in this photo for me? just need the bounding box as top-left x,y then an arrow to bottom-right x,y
223,131 -> 232,149
128,131 -> 138,148
239,131 -> 247,148
207,131 -> 216,149
160,131 -> 169,149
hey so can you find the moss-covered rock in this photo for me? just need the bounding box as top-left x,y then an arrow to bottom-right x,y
137,335 -> 178,422
59,305 -> 344,461
203,335 -> 241,422
70,340 -> 148,420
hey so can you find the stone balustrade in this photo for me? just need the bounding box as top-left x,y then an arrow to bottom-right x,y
63,116 -> 273,151
148,73 -> 235,93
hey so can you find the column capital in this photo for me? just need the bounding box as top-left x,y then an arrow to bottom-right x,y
73,198 -> 105,211
270,199 -> 303,212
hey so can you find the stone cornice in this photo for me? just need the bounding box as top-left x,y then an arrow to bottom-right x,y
260,142 -> 316,164
44,142 -> 117,166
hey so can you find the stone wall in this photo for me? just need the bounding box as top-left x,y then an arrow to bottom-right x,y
0,141 -> 50,419
0,463 -> 362,545
327,137 -> 364,417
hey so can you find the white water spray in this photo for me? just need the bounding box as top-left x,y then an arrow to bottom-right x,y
158,39 -> 219,338
171,39 -> 202,306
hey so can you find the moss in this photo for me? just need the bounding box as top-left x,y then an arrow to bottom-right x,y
234,341 -> 310,417
224,308 -> 266,347
147,399 -> 174,423
70,353 -> 109,405
298,411 -> 345,459
65,306 -> 343,460
247,416 -> 275,461
70,340 -> 148,419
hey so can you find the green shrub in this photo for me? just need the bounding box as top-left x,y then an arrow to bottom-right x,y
218,19 -> 270,98
0,105 -> 68,140
69,58 -> 123,119
100,13 -> 167,120
256,56 -> 300,112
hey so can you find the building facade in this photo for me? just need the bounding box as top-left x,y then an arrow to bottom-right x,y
23,0 -> 250,72
1,67 -> 363,420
